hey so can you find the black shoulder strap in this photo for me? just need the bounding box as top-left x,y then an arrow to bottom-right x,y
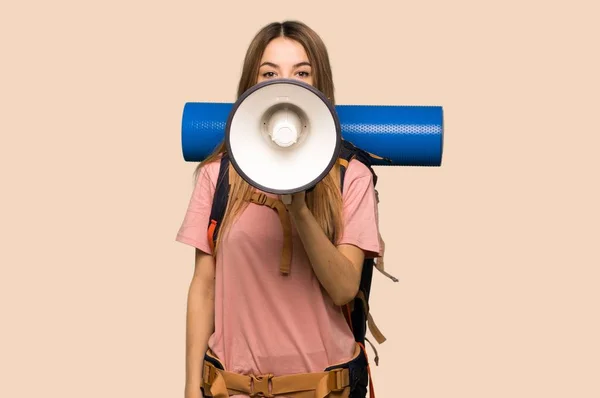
207,153 -> 231,254
338,140 -> 383,192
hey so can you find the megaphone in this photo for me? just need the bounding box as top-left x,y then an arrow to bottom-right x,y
181,79 -> 444,194
225,79 -> 341,195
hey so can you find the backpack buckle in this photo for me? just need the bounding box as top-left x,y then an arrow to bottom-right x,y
202,363 -> 216,385
249,373 -> 274,397
327,368 -> 346,392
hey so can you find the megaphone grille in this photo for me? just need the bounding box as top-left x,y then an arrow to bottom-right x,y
225,79 -> 341,195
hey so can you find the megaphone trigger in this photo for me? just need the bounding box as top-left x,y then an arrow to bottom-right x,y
281,194 -> 293,206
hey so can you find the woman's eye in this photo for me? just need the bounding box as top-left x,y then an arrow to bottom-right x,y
263,71 -> 276,78
297,71 -> 310,77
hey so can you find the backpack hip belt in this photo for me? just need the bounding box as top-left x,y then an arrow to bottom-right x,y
201,344 -> 364,398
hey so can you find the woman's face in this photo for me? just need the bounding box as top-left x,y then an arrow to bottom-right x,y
256,37 -> 314,86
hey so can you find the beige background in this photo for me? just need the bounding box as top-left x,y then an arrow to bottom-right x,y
1,0 -> 598,397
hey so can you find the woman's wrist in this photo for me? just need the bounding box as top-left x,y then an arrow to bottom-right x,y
288,202 -> 310,221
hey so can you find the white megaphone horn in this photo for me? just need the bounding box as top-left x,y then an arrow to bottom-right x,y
224,78 -> 341,200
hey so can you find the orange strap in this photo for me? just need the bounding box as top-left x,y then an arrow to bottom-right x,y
247,191 -> 292,275
338,158 -> 349,168
211,188 -> 292,275
357,342 -> 376,398
355,291 -> 387,345
207,219 -> 217,254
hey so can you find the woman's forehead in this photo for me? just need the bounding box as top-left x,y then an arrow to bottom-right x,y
260,37 -> 310,65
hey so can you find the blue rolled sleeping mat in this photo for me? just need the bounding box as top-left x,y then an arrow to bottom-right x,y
181,102 -> 444,166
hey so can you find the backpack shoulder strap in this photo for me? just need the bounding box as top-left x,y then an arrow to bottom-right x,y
337,140 -> 390,398
337,140 -> 383,192
338,140 -> 398,349
207,153 -> 231,255
206,153 -> 293,274
337,140 -> 397,279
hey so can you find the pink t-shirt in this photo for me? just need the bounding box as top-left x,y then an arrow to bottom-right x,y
176,155 -> 382,395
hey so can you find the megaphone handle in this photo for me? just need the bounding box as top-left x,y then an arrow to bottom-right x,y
281,194 -> 293,205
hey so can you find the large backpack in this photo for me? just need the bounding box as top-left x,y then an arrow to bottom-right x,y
205,140 -> 398,397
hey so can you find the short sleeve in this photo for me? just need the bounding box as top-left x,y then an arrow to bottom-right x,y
336,160 -> 383,259
175,160 -> 219,255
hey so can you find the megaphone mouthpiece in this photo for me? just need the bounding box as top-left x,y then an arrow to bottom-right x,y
266,107 -> 303,148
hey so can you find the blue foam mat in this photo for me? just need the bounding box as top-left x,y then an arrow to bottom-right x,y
181,102 -> 443,166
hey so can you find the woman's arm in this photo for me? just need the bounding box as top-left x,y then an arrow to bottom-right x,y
287,197 -> 365,306
184,249 -> 216,397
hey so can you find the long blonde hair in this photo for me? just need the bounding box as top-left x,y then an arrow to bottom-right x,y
196,21 -> 344,254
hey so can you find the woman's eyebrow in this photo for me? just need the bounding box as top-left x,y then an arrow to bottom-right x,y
294,61 -> 311,68
259,61 -> 312,68
259,62 -> 279,68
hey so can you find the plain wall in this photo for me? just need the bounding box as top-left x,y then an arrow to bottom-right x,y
1,1 -> 598,397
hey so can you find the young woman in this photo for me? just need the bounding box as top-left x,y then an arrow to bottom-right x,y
176,20 -> 382,398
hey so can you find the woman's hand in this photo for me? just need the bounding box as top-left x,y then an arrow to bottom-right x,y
281,189 -> 364,305
281,191 -> 308,216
